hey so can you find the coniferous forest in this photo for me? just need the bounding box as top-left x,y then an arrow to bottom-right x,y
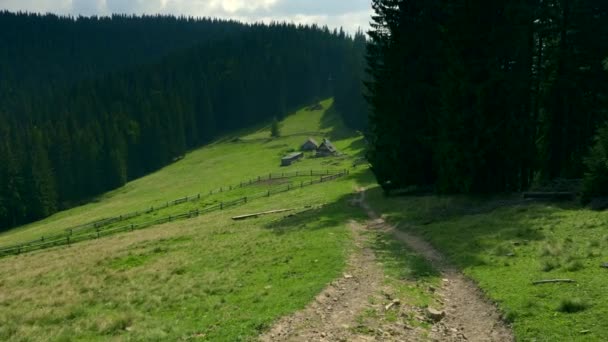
366,0 -> 608,197
0,12 -> 366,231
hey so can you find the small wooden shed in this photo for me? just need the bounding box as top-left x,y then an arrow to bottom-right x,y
281,152 -> 304,166
316,139 -> 337,157
301,138 -> 319,151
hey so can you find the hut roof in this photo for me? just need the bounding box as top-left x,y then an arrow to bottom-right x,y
318,139 -> 337,153
282,152 -> 303,160
305,137 -> 319,146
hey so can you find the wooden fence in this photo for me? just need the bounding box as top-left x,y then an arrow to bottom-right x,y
0,170 -> 349,258
54,169 -> 345,237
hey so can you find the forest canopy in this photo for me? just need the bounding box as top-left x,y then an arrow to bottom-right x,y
366,0 -> 608,196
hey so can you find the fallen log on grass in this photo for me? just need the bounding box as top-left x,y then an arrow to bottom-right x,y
523,192 -> 576,200
523,192 -> 576,201
232,208 -> 296,221
532,279 -> 576,285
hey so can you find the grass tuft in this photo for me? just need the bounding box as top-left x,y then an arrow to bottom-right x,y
540,259 -> 560,272
557,298 -> 589,313
565,260 -> 585,272
539,241 -> 563,257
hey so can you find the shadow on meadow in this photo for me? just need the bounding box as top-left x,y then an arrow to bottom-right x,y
263,192 -> 364,235
370,230 -> 441,281
363,186 -> 567,269
263,187 -> 441,283
320,103 -> 356,141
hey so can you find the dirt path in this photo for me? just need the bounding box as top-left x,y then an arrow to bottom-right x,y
358,190 -> 514,342
260,220 -> 427,341
261,190 -> 514,342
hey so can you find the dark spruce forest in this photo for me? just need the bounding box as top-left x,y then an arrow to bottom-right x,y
366,0 -> 608,198
0,12 -> 366,230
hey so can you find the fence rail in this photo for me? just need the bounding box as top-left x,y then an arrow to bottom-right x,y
0,170 -> 350,258
0,169 -> 347,252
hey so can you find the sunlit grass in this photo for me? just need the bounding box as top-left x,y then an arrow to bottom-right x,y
367,186 -> 608,341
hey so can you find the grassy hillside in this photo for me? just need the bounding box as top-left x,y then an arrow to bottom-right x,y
0,99 -> 361,246
0,99 -> 378,341
367,188 -> 608,341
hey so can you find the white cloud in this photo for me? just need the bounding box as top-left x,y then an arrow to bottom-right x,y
0,0 -> 372,33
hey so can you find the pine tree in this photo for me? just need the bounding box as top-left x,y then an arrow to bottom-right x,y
270,117 -> 281,138
23,127 -> 57,220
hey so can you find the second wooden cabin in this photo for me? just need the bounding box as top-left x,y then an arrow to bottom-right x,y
281,152 -> 304,166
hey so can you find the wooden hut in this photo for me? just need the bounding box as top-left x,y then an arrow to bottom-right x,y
316,139 -> 337,157
301,138 -> 319,151
281,152 -> 304,166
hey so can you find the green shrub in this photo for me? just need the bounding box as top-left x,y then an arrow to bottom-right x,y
582,122 -> 608,202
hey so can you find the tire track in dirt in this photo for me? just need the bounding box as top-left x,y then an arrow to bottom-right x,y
358,189 -> 514,342
260,219 -> 427,341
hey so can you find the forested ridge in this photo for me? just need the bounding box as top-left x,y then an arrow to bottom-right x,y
366,0 -> 608,196
0,12 -> 365,230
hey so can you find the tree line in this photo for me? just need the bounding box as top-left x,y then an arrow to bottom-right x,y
0,13 -> 363,230
366,0 -> 608,197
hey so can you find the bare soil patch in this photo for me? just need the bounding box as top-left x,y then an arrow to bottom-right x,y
260,220 -> 429,341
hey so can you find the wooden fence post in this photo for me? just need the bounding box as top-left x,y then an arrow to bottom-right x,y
220,202 -> 224,210
131,224 -> 134,231
67,236 -> 71,245
96,228 -> 100,239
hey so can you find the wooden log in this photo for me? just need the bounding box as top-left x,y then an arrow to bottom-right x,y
532,279 -> 575,285
523,192 -> 575,200
232,208 -> 296,221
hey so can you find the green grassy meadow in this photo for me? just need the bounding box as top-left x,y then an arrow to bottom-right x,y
366,187 -> 608,341
0,99 -> 380,341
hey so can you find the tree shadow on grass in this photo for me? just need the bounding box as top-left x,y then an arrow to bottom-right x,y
364,186 -> 562,269
320,102 -> 358,142
263,192 -> 365,235
262,190 -> 443,285
369,230 -> 441,280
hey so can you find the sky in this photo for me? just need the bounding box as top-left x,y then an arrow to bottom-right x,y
0,0 -> 372,34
